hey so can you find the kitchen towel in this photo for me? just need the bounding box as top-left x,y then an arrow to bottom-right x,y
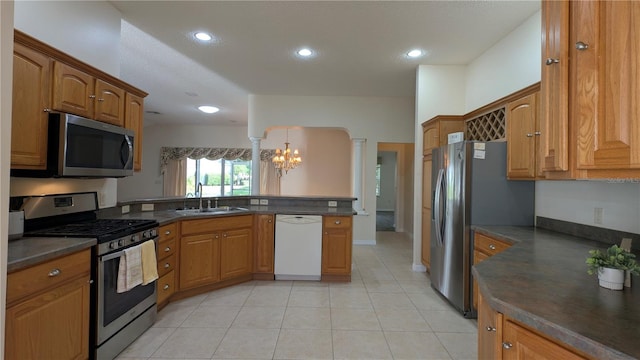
117,244 -> 143,293
141,240 -> 159,285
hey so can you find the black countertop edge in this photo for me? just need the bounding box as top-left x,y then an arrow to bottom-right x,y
7,237 -> 96,273
472,225 -> 637,360
118,195 -> 357,206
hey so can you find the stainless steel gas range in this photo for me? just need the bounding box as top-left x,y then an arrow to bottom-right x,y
21,192 -> 158,360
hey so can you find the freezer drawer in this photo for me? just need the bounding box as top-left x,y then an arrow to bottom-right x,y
274,215 -> 322,280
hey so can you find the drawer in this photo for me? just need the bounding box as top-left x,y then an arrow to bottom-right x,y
7,249 -> 91,305
158,238 -> 176,260
323,216 -> 352,229
157,252 -> 176,277
474,233 -> 511,256
157,270 -> 175,305
158,223 -> 177,243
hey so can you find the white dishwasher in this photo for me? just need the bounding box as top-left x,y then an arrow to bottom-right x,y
274,214 -> 323,280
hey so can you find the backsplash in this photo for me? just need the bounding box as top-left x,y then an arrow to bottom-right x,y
537,216 -> 640,251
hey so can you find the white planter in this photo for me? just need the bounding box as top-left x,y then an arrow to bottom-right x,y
598,267 -> 625,290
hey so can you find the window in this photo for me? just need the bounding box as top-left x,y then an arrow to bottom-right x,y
376,163 -> 381,197
186,158 -> 251,197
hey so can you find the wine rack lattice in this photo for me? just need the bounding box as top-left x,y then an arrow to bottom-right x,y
465,107 -> 506,141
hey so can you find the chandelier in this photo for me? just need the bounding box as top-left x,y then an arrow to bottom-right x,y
272,129 -> 302,175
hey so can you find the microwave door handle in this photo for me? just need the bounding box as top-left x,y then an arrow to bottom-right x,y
120,135 -> 134,169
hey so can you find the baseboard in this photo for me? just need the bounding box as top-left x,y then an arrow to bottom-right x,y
354,239 -> 376,245
412,263 -> 427,272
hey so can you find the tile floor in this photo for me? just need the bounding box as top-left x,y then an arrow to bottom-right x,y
116,231 -> 478,360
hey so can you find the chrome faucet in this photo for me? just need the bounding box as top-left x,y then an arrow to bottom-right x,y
197,182 -> 203,211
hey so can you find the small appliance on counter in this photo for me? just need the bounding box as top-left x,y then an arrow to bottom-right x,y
8,210 -> 24,240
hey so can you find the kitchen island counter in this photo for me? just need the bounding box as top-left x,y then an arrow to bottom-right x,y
473,225 -> 639,359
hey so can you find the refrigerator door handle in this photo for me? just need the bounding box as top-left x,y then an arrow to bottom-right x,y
433,168 -> 445,246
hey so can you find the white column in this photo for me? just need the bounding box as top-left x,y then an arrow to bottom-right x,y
250,137 -> 261,195
352,138 -> 366,214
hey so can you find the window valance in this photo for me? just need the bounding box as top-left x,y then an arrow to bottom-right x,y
160,147 -> 276,173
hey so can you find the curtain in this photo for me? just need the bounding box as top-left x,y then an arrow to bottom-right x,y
260,160 -> 280,195
159,147 -> 276,174
163,158 -> 187,197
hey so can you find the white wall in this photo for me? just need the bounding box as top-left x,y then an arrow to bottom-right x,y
249,95 -> 415,243
1,1 -> 15,353
465,11 -> 542,112
12,0 -> 123,207
376,151 -> 397,211
14,0 -> 122,76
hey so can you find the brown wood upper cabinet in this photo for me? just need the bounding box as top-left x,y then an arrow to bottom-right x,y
53,62 -> 126,126
506,92 -> 543,179
125,93 -> 145,171
542,0 -> 640,179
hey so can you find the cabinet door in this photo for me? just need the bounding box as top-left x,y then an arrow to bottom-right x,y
472,250 -> 489,310
125,93 -> 145,171
423,125 -> 439,154
52,62 -> 95,119
572,1 -> 640,171
254,214 -> 275,274
421,156 -> 433,269
5,276 -> 90,360
507,93 -> 539,179
477,292 -> 502,360
220,227 -> 253,280
502,318 -> 586,360
322,217 -> 352,275
179,233 -> 220,290
11,44 -> 51,170
540,0 -> 570,172
94,79 -> 125,126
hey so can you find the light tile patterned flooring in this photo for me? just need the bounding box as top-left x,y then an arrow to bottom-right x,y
117,232 -> 478,359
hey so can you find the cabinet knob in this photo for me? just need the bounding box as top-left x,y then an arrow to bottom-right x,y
534,131 -> 541,136
335,220 -> 341,225
43,108 -> 50,112
489,244 -> 496,250
526,133 -> 533,138
89,94 -> 96,99
164,247 -> 171,252
223,233 -> 227,237
268,219 -> 272,223
545,58 -> 559,65
48,268 -> 61,277
164,263 -> 170,269
486,326 -> 496,332
163,284 -> 170,290
575,41 -> 589,51
165,230 -> 171,235
97,98 -> 105,102
502,342 -> 513,350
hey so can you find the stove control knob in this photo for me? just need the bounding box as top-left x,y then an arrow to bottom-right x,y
118,239 -> 125,247
143,230 -> 150,239
130,234 -> 139,243
109,242 -> 116,249
150,229 -> 158,237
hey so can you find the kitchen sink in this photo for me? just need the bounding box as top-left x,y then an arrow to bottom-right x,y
174,206 -> 249,216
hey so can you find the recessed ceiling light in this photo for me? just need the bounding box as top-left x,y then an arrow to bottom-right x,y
297,48 -> 313,57
407,49 -> 424,58
194,32 -> 213,41
198,105 -> 219,114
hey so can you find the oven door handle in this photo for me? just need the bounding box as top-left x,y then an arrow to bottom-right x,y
101,249 -> 127,262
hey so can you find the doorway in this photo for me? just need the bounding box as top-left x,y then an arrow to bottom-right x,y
376,151 -> 397,231
375,142 -> 414,235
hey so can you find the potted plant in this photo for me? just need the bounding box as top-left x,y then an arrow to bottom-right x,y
586,245 -> 640,290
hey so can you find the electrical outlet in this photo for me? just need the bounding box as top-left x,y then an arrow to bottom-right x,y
250,199 -> 260,205
259,199 -> 269,205
141,203 -> 155,211
594,207 -> 603,224
328,201 -> 338,207
121,205 -> 130,214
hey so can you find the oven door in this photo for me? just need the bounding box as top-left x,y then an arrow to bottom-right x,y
97,246 -> 156,345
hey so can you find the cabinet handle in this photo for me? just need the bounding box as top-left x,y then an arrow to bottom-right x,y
526,133 -> 533,138
575,41 -> 589,51
545,58 -> 559,65
163,284 -> 170,290
97,98 -> 105,102
43,108 -> 51,112
165,230 -> 171,235
502,342 -> 513,350
534,131 -> 541,136
164,263 -> 170,269
89,95 -> 96,99
335,220 -> 341,225
48,268 -> 61,277
486,326 -> 496,332
164,247 -> 171,252
489,244 -> 496,250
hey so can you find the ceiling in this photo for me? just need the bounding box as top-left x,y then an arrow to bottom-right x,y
110,1 -> 541,127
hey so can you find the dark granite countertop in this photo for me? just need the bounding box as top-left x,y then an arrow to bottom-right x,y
7,237 -> 96,273
472,226 -> 639,360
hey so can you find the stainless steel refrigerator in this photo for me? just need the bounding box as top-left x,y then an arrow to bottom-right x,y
430,141 -> 534,318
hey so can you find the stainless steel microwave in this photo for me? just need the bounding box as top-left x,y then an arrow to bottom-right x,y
12,113 -> 134,178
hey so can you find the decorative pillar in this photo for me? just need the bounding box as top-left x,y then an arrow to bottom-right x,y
352,138 -> 366,214
250,137 -> 261,195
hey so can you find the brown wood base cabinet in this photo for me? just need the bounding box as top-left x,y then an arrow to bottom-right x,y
322,216 -> 353,281
473,233 -> 511,310
157,223 -> 177,307
254,214 -> 275,279
5,249 -> 91,360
